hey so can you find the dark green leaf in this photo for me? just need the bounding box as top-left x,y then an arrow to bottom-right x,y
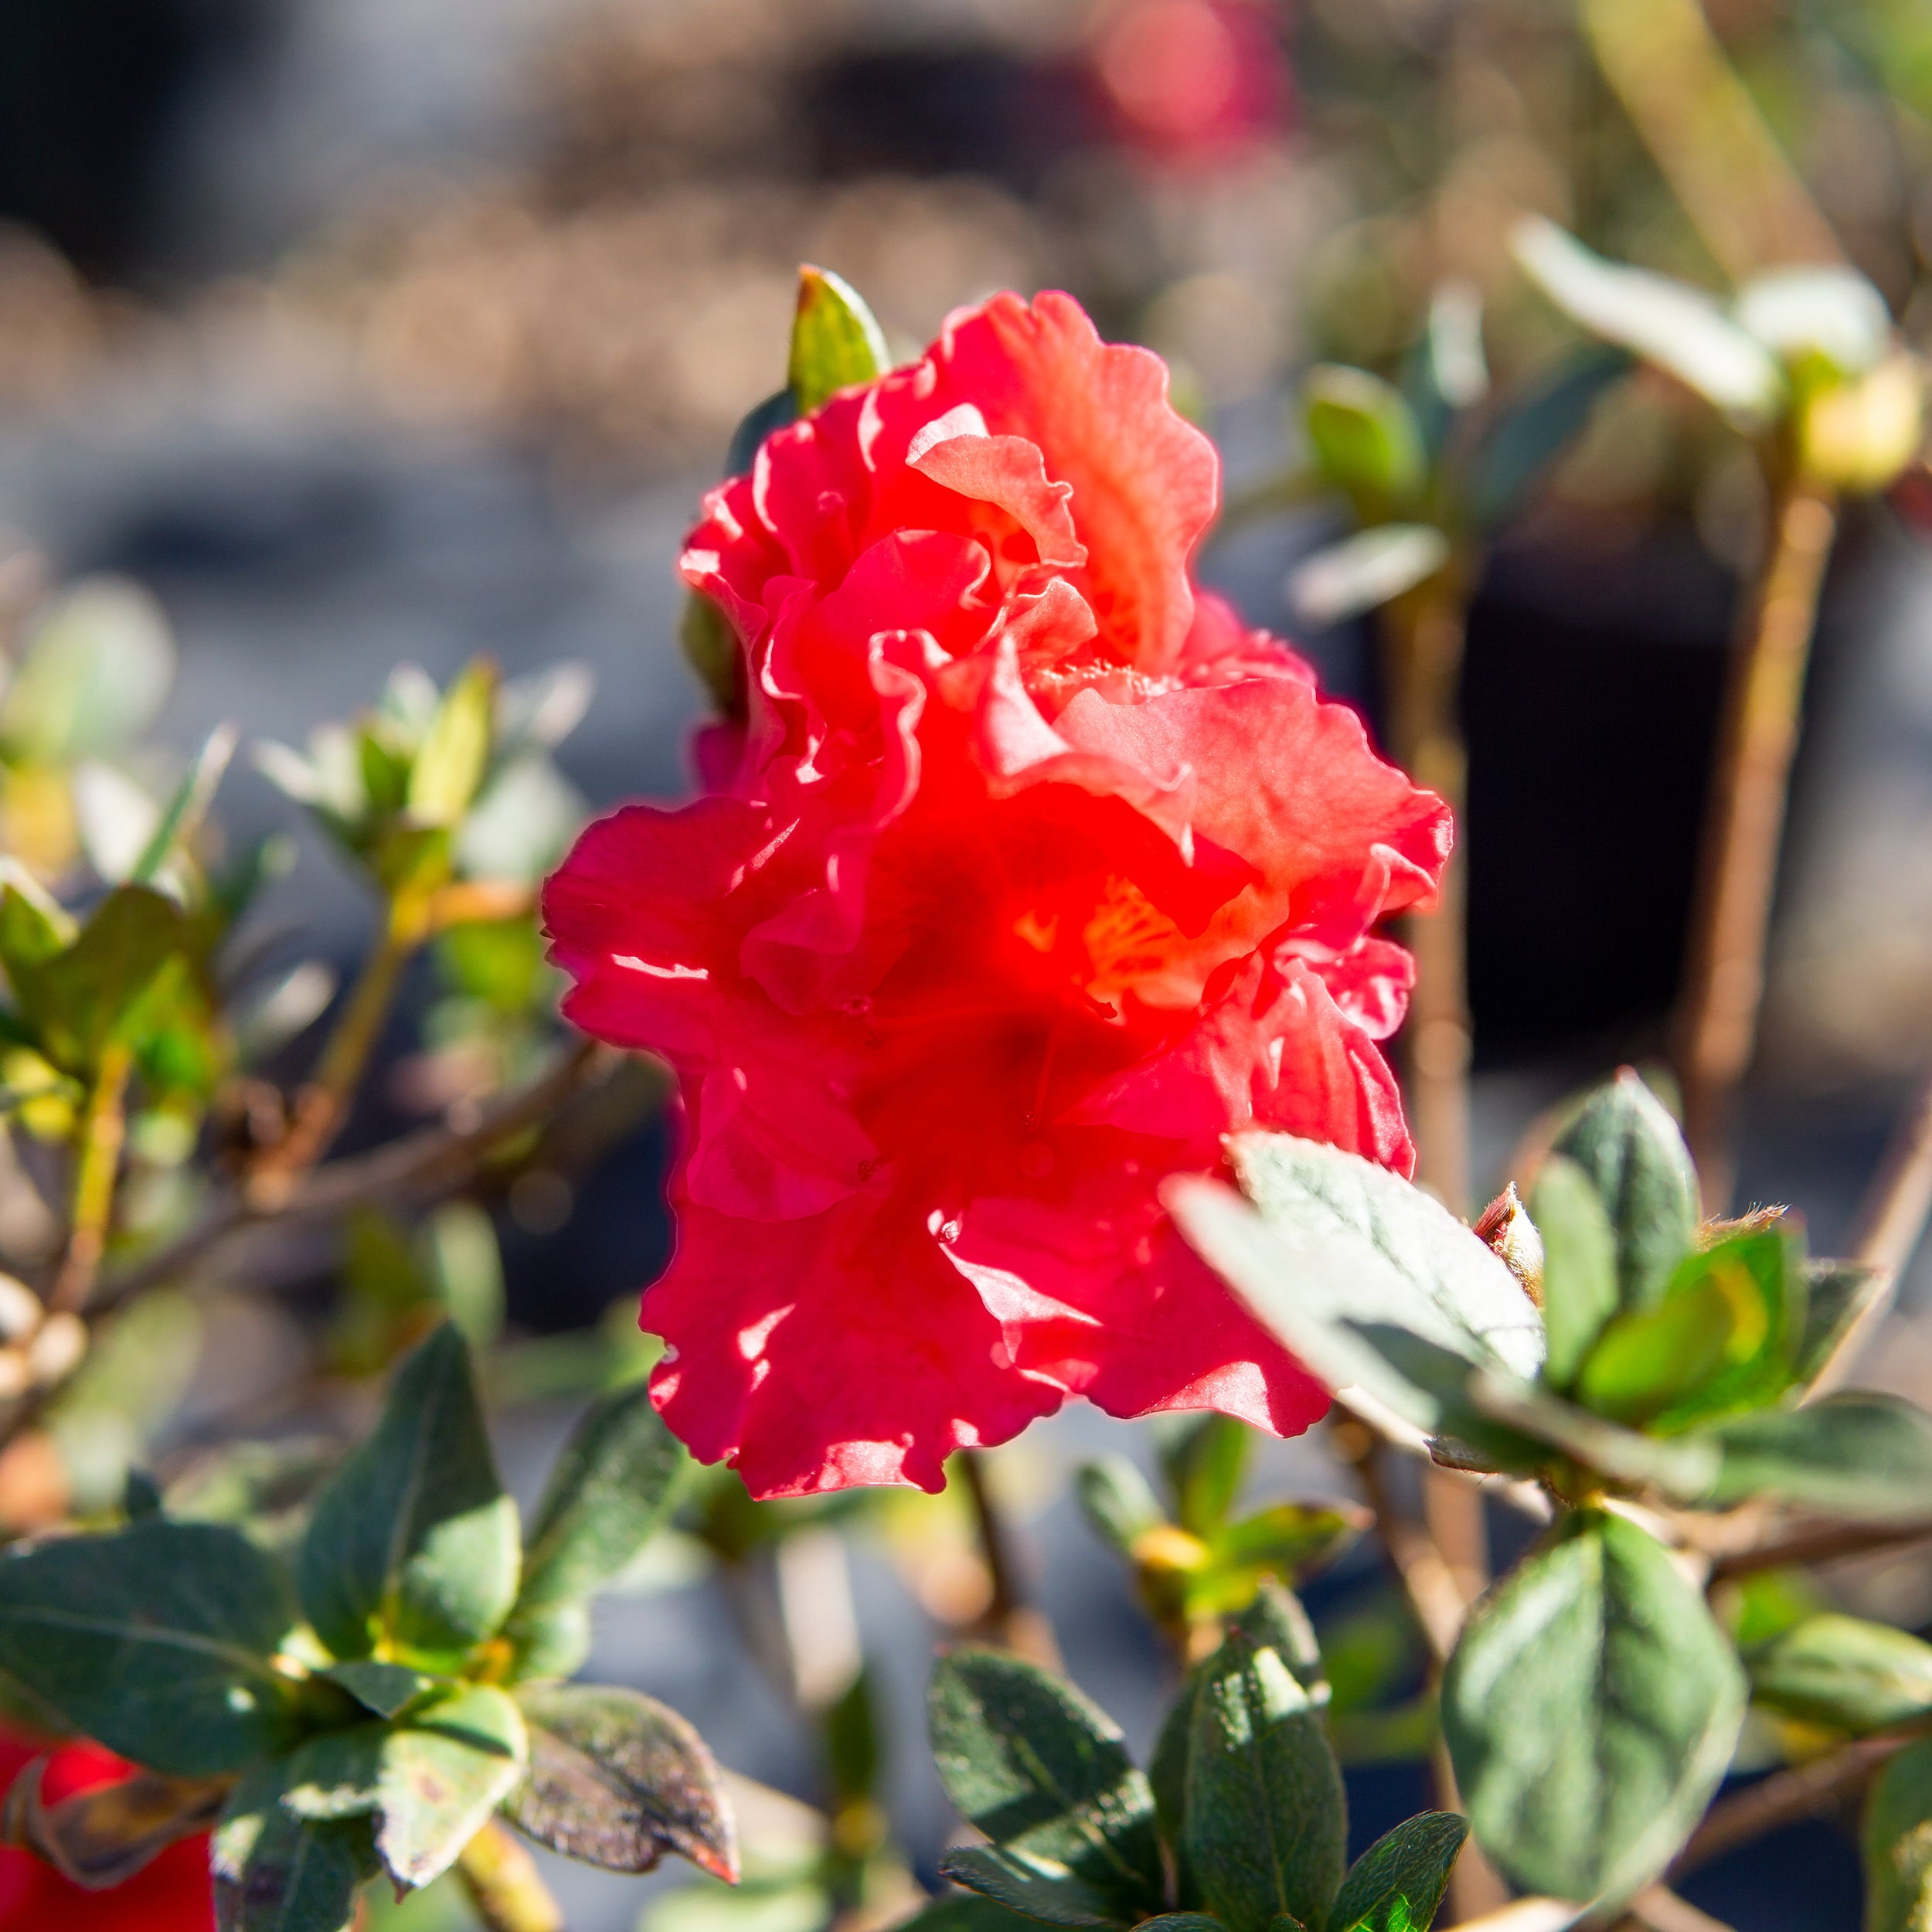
1791,1262 -> 1889,1390
506,1682 -> 737,1879
376,1683 -> 526,1890
679,595 -> 744,717
1528,1154 -> 1618,1389
319,1659 -> 441,1721
1182,1624 -> 1346,1932
897,1900 -> 1048,1932
1441,1509 -> 1743,1904
1330,1812 -> 1468,1932
13,886 -> 189,1074
278,1726 -> 386,1821
1133,1920 -> 1225,1932
0,878 -> 72,973
939,1846 -> 1124,1927
1075,1457 -> 1165,1553
1464,1370 -> 1719,1500
1466,344 -> 1631,528
929,1647 -> 1164,1919
1550,1072 -> 1699,1315
826,1665 -> 879,1811
513,1376 -> 689,1617
0,1519 -> 299,1775
122,1468 -> 164,1518
213,1760 -> 373,1932
1164,1416 -> 1252,1539
297,1323 -> 519,1664
788,266 -> 889,413
1702,1393 -> 1932,1517
1748,1614 -> 1932,1734
1151,1665 -> 1201,1894
1234,1581 -> 1327,1699
726,389 -> 797,477
1862,1734 -> 1932,1932
1302,366 -> 1427,519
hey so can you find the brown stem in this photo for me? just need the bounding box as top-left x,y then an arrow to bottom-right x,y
1668,1736 -> 1903,1879
1853,1066 -> 1932,1279
1619,1886 -> 1740,1932
47,1040 -> 135,1315
1676,475 -> 1838,1207
455,1821 -> 564,1932
1709,1513 -> 1932,1583
957,1449 -> 1060,1668
90,1037 -> 610,1318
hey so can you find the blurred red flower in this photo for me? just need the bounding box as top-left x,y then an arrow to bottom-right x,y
1092,0 -> 1292,168
0,1732 -> 213,1931
545,291 -> 1449,1498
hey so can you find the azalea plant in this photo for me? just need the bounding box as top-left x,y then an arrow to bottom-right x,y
0,204 -> 1930,1932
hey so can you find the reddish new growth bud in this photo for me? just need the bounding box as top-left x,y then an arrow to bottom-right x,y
1475,1182 -> 1546,1308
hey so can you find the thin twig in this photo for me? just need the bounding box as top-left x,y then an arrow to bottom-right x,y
91,1038 -> 610,1315
1677,475 -> 1838,1206
1621,1885 -> 1739,1932
1668,1736 -> 1903,1879
1853,1065 -> 1932,1279
1709,1513 -> 1932,1583
957,1448 -> 1060,1668
1334,1423 -> 1468,1668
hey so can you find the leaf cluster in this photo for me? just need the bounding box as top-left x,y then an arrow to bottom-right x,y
0,1322 -> 733,1930
910,1587 -> 1464,1932
1169,1069 -> 1932,1907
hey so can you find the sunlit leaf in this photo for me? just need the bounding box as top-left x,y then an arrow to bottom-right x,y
788,266 -> 889,413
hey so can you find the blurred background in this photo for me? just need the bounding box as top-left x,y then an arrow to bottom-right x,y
4,0 -> 1932,1925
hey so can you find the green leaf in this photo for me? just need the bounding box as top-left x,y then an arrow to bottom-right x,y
1733,267 -> 1891,381
1862,1735 -> 1932,1932
1211,1502 -> 1363,1589
213,1761 -> 372,1932
1748,1614 -> 1932,1734
1287,526 -> 1450,628
1303,366 -> 1428,519
929,1646 -> 1165,1920
726,389 -> 798,478
680,595 -> 744,717
133,722 -> 236,886
1236,1581 -> 1328,1697
1182,1625 -> 1346,1932
1330,1812 -> 1468,1932
319,1659 -> 442,1720
788,266 -> 889,413
423,1200 -> 505,1348
297,1323 -> 520,1665
1528,1154 -> 1618,1390
1512,219 -> 1784,427
512,1376 -> 689,1621
376,1683 -> 526,1890
0,873 -> 73,970
1132,1920 -> 1225,1932
1791,1261 -> 1888,1390
1466,345 -> 1631,529
1549,1071 -> 1699,1316
1702,1393 -> 1932,1517
0,580 -> 175,764
1575,1278 -> 1734,1427
508,1682 -> 737,1879
826,1665 -> 879,1811
278,1726 -> 386,1820
1165,1415 -> 1252,1539
407,660 -> 498,828
1151,1666 -> 1202,1893
1075,1457 -> 1165,1553
1463,1370 -> 1719,1500
0,1519 -> 298,1775
505,1601 -> 592,1684
896,1900 -> 1049,1932
1165,1138 -> 1542,1440
13,885 -> 189,1073
939,1846 -> 1124,1927
1441,1509 -> 1744,1904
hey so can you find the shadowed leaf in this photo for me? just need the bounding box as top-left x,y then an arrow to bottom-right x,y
376,1683 -> 526,1891
506,1683 -> 737,1879
213,1760 -> 375,1932
1330,1812 -> 1467,1931
1,1756 -> 226,1889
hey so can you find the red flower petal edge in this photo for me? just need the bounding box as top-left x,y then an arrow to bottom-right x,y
544,289 -> 1451,1498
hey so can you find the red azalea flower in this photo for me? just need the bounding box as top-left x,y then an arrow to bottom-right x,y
0,1730 -> 214,1930
544,290 -> 1450,1498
